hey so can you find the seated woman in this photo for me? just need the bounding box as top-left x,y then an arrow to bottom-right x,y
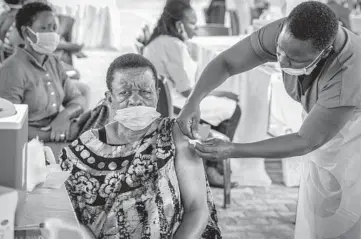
0,0 -> 23,61
59,53 -> 222,239
143,1 -> 241,187
0,0 -> 84,80
0,2 -> 87,142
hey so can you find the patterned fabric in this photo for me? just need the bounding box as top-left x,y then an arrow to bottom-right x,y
77,100 -> 110,135
60,117 -> 222,239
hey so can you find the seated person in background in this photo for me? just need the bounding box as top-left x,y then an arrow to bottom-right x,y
0,0 -> 23,61
60,53 -> 222,239
0,0 -> 84,79
143,0 -> 241,187
0,2 -> 87,142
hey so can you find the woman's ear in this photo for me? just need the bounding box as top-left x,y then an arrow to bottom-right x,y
23,26 -> 36,43
175,20 -> 183,34
105,91 -> 112,104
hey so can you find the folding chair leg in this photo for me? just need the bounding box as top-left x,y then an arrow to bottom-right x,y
223,158 -> 231,208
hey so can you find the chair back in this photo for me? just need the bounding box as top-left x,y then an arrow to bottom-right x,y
196,24 -> 230,36
57,15 -> 75,42
205,0 -> 226,24
156,76 -> 174,118
228,10 -> 240,35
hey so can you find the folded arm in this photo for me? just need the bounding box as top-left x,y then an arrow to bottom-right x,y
28,126 -> 51,141
58,59 -> 87,119
172,122 -> 209,239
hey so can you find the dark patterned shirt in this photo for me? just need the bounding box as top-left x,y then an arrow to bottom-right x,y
60,118 -> 222,239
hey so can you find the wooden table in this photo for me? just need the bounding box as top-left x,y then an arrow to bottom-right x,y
15,185 -> 82,239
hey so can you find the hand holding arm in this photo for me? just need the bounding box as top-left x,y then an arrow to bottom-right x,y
192,105 -> 355,160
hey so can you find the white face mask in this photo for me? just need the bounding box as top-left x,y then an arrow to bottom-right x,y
27,27 -> 60,55
279,47 -> 327,76
280,64 -> 318,76
114,106 -> 161,131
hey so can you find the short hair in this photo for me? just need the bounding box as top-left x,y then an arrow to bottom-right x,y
15,2 -> 52,39
286,1 -> 338,51
106,53 -> 158,91
4,0 -> 22,4
146,1 -> 193,45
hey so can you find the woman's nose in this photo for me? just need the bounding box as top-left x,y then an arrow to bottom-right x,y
128,93 -> 142,106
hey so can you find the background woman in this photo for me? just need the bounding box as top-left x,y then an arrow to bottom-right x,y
0,2 -> 87,142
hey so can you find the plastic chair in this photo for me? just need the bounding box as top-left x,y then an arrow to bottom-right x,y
157,76 -> 232,208
196,24 -> 231,36
204,0 -> 226,24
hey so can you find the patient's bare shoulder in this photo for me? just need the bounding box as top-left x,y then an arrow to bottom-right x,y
172,121 -> 200,163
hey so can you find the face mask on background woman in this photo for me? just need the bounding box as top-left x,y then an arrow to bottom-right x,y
26,27 -> 60,55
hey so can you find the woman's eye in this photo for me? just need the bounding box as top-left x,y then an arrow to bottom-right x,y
119,91 -> 129,96
141,90 -> 151,95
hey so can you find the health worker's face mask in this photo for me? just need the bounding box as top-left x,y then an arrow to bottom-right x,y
278,47 -> 328,76
114,106 -> 161,131
27,27 -> 60,55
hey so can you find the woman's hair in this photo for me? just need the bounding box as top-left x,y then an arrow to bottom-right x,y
4,0 -> 22,4
146,1 -> 192,45
106,53 -> 158,91
15,2 -> 52,39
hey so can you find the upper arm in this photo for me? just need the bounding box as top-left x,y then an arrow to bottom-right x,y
0,63 -> 25,104
56,59 -> 86,108
172,122 -> 207,212
221,18 -> 283,76
298,104 -> 355,149
299,69 -> 360,148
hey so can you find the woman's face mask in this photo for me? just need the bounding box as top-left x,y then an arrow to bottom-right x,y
114,106 -> 160,131
107,68 -> 159,130
26,27 -> 60,55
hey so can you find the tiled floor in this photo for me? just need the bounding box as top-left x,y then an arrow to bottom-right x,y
212,185 -> 298,239
75,49 -> 299,239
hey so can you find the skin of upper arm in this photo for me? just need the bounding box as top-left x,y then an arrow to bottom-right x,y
221,20 -> 282,76
0,63 -> 25,104
172,122 -> 208,213
298,105 -> 355,152
55,58 -> 86,108
221,36 -> 267,76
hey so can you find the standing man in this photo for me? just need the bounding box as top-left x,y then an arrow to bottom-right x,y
178,1 -> 361,238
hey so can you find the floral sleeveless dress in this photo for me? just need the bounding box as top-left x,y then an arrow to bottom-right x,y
60,118 -> 222,239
